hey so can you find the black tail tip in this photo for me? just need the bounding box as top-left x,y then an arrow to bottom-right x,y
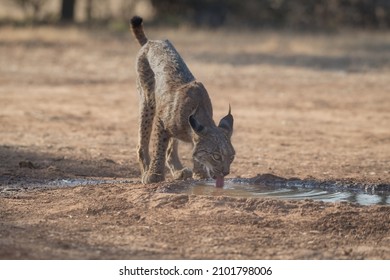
130,16 -> 143,27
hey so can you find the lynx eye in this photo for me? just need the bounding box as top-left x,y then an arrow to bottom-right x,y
212,154 -> 222,161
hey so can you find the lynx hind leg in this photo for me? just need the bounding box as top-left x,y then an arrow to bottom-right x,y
135,51 -> 156,177
136,95 -> 154,175
166,138 -> 192,180
142,123 -> 170,184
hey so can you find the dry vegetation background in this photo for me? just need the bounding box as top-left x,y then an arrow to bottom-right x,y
1,0 -> 389,29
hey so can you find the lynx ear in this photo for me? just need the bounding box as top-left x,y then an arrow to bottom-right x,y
189,115 -> 205,135
218,105 -> 234,138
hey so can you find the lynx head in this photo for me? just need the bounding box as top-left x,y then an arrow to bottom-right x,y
189,106 -> 235,186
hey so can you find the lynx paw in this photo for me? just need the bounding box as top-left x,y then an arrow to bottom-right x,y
173,168 -> 193,180
192,170 -> 209,180
142,172 -> 164,184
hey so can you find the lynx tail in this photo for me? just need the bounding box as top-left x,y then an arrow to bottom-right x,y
130,16 -> 148,46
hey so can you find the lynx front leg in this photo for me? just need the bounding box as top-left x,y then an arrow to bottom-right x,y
166,138 -> 192,180
142,121 -> 169,184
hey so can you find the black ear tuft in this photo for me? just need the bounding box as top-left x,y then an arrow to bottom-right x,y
189,115 -> 205,134
218,105 -> 234,137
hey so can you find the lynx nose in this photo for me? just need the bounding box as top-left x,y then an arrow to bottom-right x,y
222,164 -> 230,176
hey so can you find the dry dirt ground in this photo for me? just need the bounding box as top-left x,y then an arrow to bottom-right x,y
0,26 -> 389,259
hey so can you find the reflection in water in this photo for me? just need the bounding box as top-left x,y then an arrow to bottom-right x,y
3,178 -> 388,206
183,181 -> 390,206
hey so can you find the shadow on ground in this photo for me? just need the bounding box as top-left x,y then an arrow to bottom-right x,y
0,145 -> 138,185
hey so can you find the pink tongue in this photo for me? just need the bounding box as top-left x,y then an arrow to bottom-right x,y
215,176 -> 224,188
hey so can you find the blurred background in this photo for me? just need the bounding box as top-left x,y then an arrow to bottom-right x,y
1,1 -> 390,184
1,0 -> 389,29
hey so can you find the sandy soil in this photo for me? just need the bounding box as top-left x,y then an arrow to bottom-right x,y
0,26 -> 389,259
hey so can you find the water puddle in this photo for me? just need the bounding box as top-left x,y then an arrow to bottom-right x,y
174,179 -> 390,206
2,176 -> 390,206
